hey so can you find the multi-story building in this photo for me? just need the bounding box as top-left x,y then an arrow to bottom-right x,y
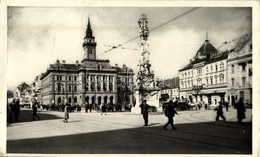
158,77 -> 180,101
13,82 -> 32,106
227,34 -> 252,106
40,18 -> 134,107
31,75 -> 42,103
179,36 -> 232,105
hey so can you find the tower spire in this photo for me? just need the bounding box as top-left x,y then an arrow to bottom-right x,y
86,17 -> 93,38
88,17 -> 91,27
83,17 -> 96,60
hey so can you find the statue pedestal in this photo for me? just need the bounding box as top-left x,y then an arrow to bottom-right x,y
131,90 -> 141,114
131,106 -> 141,114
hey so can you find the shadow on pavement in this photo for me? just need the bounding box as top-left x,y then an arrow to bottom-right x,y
7,121 -> 252,154
8,109 -> 63,125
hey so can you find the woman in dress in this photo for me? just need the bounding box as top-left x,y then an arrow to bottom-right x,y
64,103 -> 69,123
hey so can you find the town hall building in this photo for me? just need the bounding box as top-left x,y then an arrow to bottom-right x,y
40,18 -> 134,108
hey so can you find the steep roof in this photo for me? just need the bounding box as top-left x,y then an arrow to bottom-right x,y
195,40 -> 218,58
179,63 -> 193,72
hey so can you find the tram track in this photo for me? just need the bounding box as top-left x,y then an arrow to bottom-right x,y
72,113 -> 251,152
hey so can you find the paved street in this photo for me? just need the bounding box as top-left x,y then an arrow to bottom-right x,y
7,107 -> 252,154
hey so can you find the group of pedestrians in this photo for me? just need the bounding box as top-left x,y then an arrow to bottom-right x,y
140,99 -> 178,129
7,97 -> 41,125
7,97 -> 20,124
214,98 -> 246,125
139,97 -> 247,130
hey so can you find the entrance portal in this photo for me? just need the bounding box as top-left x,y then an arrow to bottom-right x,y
231,95 -> 235,106
98,96 -> 102,105
85,96 -> 89,104
91,96 -> 95,104
110,96 -> 114,104
104,96 -> 108,104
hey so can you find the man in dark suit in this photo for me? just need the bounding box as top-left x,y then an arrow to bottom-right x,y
12,97 -> 20,122
139,100 -> 151,126
32,99 -> 40,120
163,100 -> 178,130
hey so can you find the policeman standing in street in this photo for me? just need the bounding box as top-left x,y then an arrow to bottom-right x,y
139,100 -> 151,126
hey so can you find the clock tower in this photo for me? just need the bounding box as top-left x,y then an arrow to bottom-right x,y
83,18 -> 97,60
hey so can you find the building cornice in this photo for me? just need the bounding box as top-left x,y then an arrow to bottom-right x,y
227,53 -> 252,63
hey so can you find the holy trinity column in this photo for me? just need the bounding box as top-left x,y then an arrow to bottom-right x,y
131,13 -> 160,114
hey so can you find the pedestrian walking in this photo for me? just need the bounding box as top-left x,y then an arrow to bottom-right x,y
236,98 -> 246,125
224,101 -> 229,112
101,103 -> 107,115
32,99 -> 40,120
89,103 -> 92,112
139,100 -> 151,126
205,103 -> 208,110
63,103 -> 69,123
163,100 -> 178,130
215,102 -> 226,121
12,97 -> 20,122
85,102 -> 89,113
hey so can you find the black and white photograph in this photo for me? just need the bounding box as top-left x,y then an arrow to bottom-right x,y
1,0 -> 259,156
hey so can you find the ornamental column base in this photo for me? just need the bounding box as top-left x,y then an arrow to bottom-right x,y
131,90 -> 141,114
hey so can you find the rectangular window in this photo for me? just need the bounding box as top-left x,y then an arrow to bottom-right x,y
74,76 -> 77,81
231,65 -> 234,73
232,79 -> 235,87
242,63 -> 246,72
242,77 -> 246,86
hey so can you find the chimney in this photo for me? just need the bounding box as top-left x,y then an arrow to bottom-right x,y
76,60 -> 79,66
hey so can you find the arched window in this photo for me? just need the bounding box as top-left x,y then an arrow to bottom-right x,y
58,84 -> 61,92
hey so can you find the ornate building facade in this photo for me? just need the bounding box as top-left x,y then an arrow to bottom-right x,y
227,34 -> 252,106
40,18 -> 134,107
179,37 -> 231,105
158,77 -> 180,101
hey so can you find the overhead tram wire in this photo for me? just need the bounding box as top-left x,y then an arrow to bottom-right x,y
97,7 -> 201,57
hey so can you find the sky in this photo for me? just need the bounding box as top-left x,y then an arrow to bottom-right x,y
7,7 -> 252,90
